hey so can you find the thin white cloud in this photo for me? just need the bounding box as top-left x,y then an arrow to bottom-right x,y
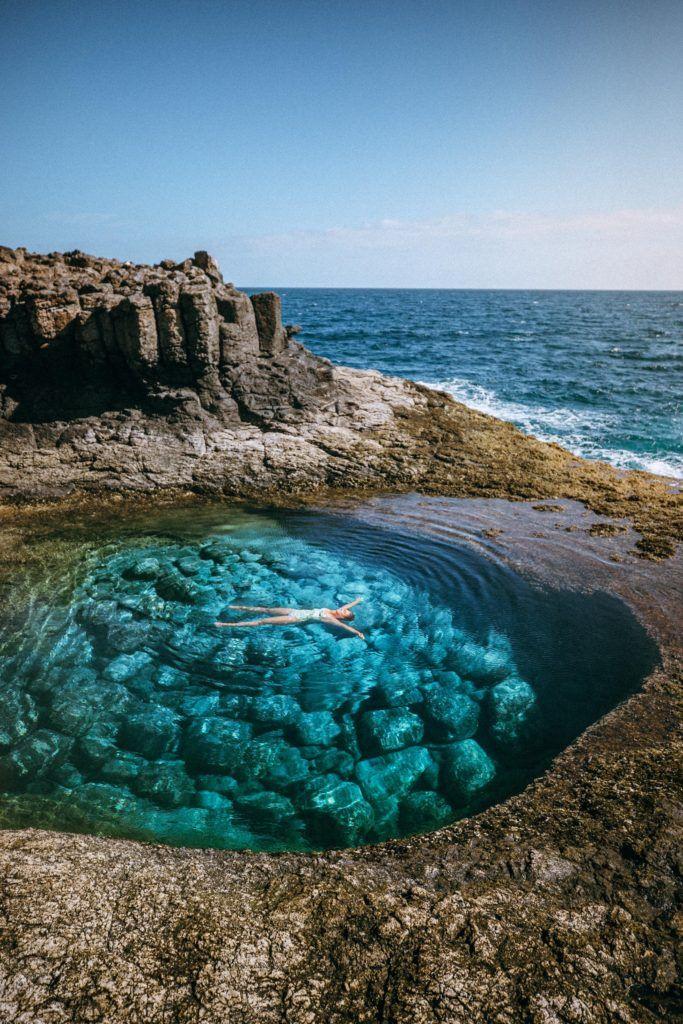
45,212 -> 134,229
243,207 -> 683,251
223,206 -> 683,288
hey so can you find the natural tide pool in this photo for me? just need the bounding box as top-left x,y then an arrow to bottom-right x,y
0,506 -> 660,851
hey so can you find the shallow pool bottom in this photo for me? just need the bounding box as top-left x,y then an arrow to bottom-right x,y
0,506 -> 660,850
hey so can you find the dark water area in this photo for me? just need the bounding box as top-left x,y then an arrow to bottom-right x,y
0,507 -> 660,851
249,288 -> 683,478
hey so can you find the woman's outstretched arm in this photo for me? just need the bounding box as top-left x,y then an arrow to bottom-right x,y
328,617 -> 366,640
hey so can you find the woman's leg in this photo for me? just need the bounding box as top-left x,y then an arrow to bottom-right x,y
216,615 -> 297,628
229,605 -> 293,614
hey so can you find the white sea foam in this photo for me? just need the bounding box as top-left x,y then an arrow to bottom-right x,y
421,377 -> 683,480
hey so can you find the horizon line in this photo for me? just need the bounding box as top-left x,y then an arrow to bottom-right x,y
240,285 -> 683,293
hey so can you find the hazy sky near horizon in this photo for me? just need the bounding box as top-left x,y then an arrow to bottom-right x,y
1,0 -> 682,288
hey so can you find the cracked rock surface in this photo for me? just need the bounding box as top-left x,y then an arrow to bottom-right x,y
0,245 -> 420,499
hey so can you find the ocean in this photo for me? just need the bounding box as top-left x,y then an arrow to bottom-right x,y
261,289 -> 683,479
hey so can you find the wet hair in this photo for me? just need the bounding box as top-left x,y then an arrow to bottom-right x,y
346,610 -> 355,620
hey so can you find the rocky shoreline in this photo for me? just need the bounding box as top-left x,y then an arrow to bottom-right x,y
1,247 -> 681,558
0,248 -> 681,1023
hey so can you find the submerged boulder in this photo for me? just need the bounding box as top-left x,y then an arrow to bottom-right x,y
155,571 -> 201,605
299,775 -> 373,846
357,708 -> 424,754
183,716 -> 252,773
0,729 -> 73,788
249,694 -> 301,728
234,790 -> 295,824
119,706 -> 180,759
100,750 -> 146,786
422,685 -> 479,741
122,557 -> 161,582
399,790 -> 454,834
236,738 -> 310,791
355,746 -> 435,804
0,687 -> 38,750
439,739 -> 495,803
291,711 -> 340,746
453,640 -> 513,685
104,652 -> 154,685
488,677 -> 538,749
134,759 -> 195,809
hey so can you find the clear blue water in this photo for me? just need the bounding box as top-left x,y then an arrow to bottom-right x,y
259,289 -> 683,478
0,507 -> 659,850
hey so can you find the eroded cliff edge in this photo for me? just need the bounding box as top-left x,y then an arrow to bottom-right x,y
0,245 -> 680,557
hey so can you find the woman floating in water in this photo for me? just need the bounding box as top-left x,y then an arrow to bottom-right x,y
216,597 -> 365,639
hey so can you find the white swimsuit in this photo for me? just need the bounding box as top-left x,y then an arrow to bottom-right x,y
288,608 -> 330,623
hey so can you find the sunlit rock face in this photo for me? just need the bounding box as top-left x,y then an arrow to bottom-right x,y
0,509 -> 659,850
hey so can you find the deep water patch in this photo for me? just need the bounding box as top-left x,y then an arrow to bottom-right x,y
0,508 -> 660,851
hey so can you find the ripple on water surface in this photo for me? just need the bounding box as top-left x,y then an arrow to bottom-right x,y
0,508 -> 660,851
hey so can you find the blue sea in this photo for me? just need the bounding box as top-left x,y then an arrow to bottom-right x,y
266,289 -> 683,479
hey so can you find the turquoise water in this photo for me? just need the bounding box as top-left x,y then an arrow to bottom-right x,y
262,288 -> 683,477
0,508 -> 659,850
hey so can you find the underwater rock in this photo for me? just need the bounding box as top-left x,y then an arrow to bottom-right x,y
439,739 -> 496,803
249,694 -> 301,728
0,729 -> 73,788
74,782 -> 140,820
422,684 -> 479,741
234,790 -> 295,824
398,790 -> 454,833
355,746 -> 434,804
100,750 -> 146,786
46,680 -> 107,737
291,711 -> 341,746
453,639 -> 513,684
134,759 -> 195,809
193,773 -> 239,797
193,789 -> 233,811
299,775 -> 373,846
119,706 -> 180,759
103,652 -> 154,684
154,665 -> 193,691
122,557 -> 161,581
178,693 -> 220,717
155,571 -> 201,605
488,677 -> 538,749
106,620 -> 152,655
237,738 -> 310,791
183,716 -> 252,773
77,733 -> 117,770
309,747 -> 355,779
374,675 -> 422,708
0,686 -> 38,750
357,708 -> 424,754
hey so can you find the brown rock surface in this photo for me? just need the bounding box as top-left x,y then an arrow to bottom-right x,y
0,246 -> 681,558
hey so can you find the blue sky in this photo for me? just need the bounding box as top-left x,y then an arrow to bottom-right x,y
1,0 -> 682,287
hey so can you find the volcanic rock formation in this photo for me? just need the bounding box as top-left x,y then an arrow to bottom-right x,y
0,245 -> 680,561
0,245 -> 433,498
